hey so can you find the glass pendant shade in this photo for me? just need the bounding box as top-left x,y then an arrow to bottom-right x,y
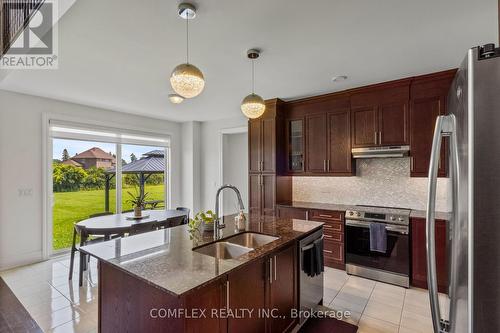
170,63 -> 205,98
241,93 -> 266,119
168,93 -> 184,104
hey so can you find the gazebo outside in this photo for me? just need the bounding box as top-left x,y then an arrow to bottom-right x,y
104,150 -> 166,211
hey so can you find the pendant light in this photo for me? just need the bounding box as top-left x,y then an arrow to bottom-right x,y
241,49 -> 266,119
168,93 -> 184,104
170,3 -> 205,99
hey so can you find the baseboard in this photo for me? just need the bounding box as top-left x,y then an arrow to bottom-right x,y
0,250 -> 43,272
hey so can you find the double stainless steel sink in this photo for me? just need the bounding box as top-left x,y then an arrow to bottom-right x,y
193,232 -> 278,259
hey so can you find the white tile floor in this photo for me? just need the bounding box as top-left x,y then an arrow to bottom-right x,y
0,256 -> 447,333
323,267 -> 449,333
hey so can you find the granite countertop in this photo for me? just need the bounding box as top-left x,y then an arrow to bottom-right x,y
277,201 -> 451,220
408,210 -> 451,221
80,214 -> 322,297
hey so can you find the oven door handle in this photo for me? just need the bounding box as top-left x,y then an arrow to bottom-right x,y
345,220 -> 409,234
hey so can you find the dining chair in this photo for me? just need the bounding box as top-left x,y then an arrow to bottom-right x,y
176,207 -> 190,224
68,212 -> 114,286
129,221 -> 158,235
159,215 -> 185,229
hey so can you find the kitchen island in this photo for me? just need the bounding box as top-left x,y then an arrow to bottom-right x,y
80,214 -> 323,333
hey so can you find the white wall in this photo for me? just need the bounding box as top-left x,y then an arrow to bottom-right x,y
200,116 -> 248,212
0,90 -> 182,270
293,158 -> 451,212
181,121 -> 201,215
222,133 -> 248,214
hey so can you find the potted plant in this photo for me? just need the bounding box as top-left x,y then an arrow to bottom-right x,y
126,188 -> 149,218
189,210 -> 216,232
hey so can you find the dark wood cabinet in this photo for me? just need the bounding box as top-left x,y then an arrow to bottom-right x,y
305,113 -> 328,173
249,119 -> 262,173
328,109 -> 353,174
286,118 -> 304,173
410,70 -> 455,177
248,99 -> 292,217
185,278 -> 226,333
351,106 -> 378,147
262,174 -> 276,216
268,244 -> 297,333
249,174 -> 262,215
249,117 -> 275,174
228,258 -> 267,333
276,206 -> 307,220
249,174 -> 278,216
308,209 -> 345,269
411,218 -> 449,293
351,82 -> 410,148
378,102 -> 408,145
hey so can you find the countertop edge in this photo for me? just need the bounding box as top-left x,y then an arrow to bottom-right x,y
84,223 -> 324,297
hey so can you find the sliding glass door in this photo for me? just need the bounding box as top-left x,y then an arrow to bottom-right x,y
48,122 -> 170,253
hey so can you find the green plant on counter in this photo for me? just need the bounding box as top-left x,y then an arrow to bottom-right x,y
188,210 -> 216,232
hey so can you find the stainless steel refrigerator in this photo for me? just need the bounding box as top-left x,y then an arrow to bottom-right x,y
426,44 -> 500,333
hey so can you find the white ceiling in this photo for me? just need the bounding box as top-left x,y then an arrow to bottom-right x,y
0,0 -> 497,122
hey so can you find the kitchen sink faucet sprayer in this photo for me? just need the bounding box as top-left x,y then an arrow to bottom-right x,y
214,185 -> 245,231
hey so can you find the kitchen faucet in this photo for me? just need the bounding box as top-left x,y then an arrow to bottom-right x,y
214,184 -> 245,231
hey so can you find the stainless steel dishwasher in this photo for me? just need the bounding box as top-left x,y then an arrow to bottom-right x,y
298,228 -> 324,324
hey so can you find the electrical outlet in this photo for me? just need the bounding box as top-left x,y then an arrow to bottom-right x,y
18,188 -> 33,197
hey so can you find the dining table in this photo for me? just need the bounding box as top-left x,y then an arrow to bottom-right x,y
72,209 -> 188,285
75,209 -> 187,240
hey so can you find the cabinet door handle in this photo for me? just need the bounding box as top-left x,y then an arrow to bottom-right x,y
379,131 -> 382,144
327,160 -> 330,171
305,211 -> 309,221
226,281 -> 230,311
324,234 -> 333,238
269,258 -> 273,284
374,132 -> 377,144
324,249 -> 333,254
318,214 -> 332,218
410,157 -> 414,171
274,255 -> 277,281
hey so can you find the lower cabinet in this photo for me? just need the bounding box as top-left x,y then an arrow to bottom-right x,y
308,210 -> 346,269
411,218 -> 448,292
185,243 -> 297,333
268,245 -> 297,333
276,206 -> 307,219
228,258 -> 267,333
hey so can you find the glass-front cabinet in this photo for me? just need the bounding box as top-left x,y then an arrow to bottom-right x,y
287,119 -> 304,172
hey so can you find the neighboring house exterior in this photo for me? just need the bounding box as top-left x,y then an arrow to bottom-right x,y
61,159 -> 83,167
70,147 -> 116,169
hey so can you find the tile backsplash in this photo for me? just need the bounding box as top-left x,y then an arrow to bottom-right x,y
293,158 -> 451,212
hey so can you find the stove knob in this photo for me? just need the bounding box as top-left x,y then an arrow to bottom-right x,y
389,216 -> 396,221
348,211 -> 354,216
398,217 -> 405,222
356,212 -> 361,217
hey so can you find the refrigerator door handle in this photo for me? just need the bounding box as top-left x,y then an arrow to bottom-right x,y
426,114 -> 456,333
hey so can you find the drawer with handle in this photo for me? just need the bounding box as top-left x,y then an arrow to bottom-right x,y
324,240 -> 344,263
309,209 -> 343,222
322,230 -> 343,243
321,221 -> 343,233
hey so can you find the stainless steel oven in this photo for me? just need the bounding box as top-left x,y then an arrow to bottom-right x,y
345,206 -> 410,288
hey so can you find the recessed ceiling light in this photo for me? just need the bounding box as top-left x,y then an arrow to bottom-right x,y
168,93 -> 184,104
332,75 -> 348,82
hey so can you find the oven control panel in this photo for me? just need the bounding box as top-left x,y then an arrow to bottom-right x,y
346,209 -> 409,225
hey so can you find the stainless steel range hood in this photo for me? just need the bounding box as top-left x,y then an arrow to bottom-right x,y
351,145 -> 410,158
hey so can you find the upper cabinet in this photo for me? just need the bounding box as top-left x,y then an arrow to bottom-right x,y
286,95 -> 353,175
286,119 -> 304,173
351,82 -> 410,148
409,70 -> 455,177
248,116 -> 276,174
